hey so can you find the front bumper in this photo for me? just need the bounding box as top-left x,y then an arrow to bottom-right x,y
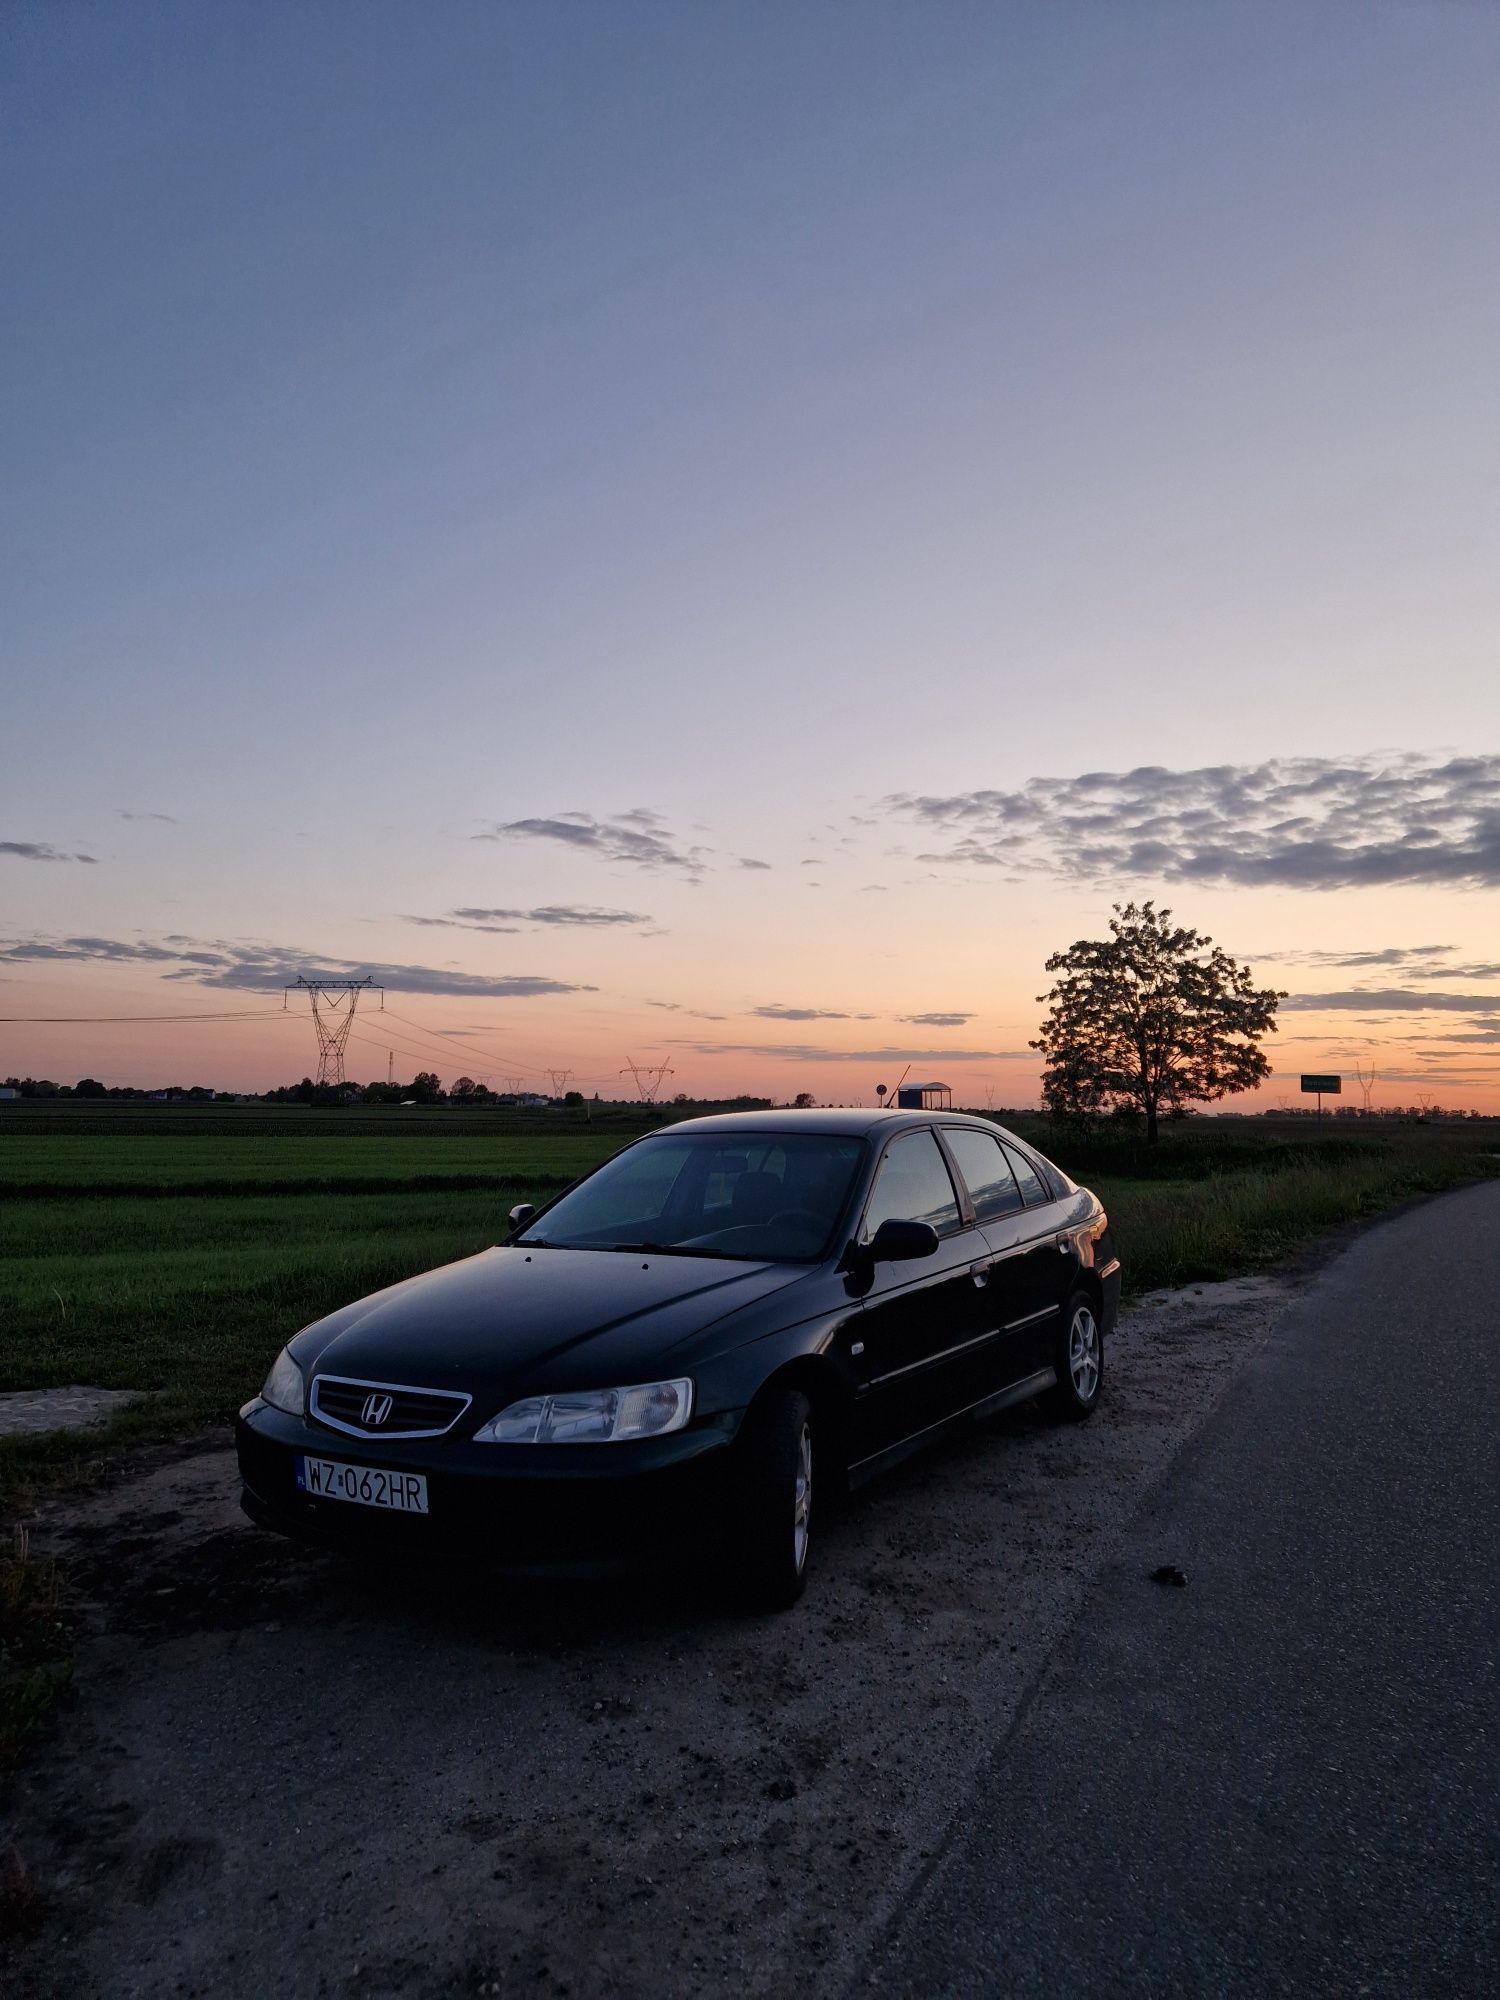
236,1399 -> 742,1573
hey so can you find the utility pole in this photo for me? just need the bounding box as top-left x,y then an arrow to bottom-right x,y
1354,1062 -> 1376,1115
620,1058 -> 675,1104
387,1050 -> 394,1088
284,978 -> 383,1088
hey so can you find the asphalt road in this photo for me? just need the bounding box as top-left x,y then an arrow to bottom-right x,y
865,1178 -> 1500,1998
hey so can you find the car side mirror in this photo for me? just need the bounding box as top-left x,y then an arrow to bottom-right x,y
862,1218 -> 940,1265
508,1203 -> 537,1233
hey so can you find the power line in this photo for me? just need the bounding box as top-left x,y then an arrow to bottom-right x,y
384,1007 -> 549,1078
0,1009 -> 295,1023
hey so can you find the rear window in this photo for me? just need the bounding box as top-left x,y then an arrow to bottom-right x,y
1000,1143 -> 1050,1208
942,1128 -> 1024,1222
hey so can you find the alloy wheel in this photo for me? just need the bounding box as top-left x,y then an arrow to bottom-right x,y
1068,1304 -> 1100,1402
792,1422 -> 812,1574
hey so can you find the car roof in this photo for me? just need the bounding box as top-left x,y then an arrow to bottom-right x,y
657,1107 -> 1035,1146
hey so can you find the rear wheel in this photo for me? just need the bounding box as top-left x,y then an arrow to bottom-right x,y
731,1389 -> 813,1610
1047,1291 -> 1103,1420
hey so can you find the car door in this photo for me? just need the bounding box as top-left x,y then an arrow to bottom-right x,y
847,1127 -> 995,1464
990,1140 -> 1071,1373
935,1126 -> 1042,1391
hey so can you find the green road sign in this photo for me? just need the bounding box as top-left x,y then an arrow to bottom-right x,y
1300,1074 -> 1341,1094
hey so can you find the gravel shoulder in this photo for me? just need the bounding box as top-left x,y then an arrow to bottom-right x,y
5,1274 -> 1289,1999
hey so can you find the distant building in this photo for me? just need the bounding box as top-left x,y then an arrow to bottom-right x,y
897,1081 -> 952,1110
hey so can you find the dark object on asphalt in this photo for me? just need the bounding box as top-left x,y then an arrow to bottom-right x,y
238,1110 -> 1120,1609
1151,1564 -> 1189,1587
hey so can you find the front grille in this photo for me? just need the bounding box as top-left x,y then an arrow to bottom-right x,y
309,1375 -> 471,1440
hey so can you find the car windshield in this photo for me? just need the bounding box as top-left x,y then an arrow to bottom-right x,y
518,1131 -> 867,1262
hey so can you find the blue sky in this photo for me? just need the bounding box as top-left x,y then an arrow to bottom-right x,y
4,3 -> 1498,1100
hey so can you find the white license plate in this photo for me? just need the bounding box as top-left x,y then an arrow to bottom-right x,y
295,1456 -> 429,1514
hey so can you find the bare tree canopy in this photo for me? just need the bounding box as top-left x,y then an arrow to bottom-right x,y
1031,902 -> 1286,1142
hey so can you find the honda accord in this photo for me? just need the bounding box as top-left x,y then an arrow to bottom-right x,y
237,1109 -> 1119,1607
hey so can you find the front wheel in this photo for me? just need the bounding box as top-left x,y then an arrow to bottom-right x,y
731,1389 -> 813,1610
1047,1291 -> 1103,1421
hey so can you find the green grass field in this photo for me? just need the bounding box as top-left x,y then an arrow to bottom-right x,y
2,1110 -> 1496,1508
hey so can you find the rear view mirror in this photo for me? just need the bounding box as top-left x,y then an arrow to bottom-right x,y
508,1203 -> 537,1232
863,1218 -> 940,1264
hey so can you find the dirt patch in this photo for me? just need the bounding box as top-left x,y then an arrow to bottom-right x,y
3,1277 -> 1290,1999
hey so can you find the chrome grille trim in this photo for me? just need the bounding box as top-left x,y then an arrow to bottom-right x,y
309,1372 -> 472,1440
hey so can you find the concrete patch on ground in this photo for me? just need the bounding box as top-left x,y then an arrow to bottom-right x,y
4,1274 -> 1292,2000
0,1387 -> 150,1440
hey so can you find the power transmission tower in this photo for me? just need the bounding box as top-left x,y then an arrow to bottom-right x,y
284,978 -> 383,1087
547,1068 -> 575,1099
500,1074 -> 526,1100
620,1057 -> 675,1104
1354,1062 -> 1376,1114
387,1050 -> 394,1088
983,1084 -> 996,1112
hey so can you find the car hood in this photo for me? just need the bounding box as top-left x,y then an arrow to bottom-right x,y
290,1244 -> 808,1397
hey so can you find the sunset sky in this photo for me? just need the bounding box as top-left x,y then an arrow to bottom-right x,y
4,3 -> 1498,1109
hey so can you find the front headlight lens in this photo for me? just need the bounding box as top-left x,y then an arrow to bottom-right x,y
261,1346 -> 306,1416
474,1378 -> 693,1445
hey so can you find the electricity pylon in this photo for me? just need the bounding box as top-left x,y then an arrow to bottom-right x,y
1354,1062 -> 1376,1114
546,1069 -> 575,1099
620,1058 -> 674,1104
284,977 -> 383,1087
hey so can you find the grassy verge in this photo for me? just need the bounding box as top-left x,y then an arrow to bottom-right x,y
1094,1135 -> 1499,1292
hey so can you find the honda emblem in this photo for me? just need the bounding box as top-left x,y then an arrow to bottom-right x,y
360,1391 -> 394,1428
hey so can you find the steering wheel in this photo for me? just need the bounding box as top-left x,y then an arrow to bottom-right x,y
768,1208 -> 826,1235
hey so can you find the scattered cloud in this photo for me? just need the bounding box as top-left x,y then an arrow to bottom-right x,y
1282,989 -> 1500,1014
117,810 -> 177,824
475,809 -> 707,874
0,933 -> 595,999
666,1041 -> 1025,1063
900,1012 -> 974,1027
647,1000 -> 727,1020
888,753 -> 1500,890
402,916 -> 520,934
1,841 -> 98,863
752,1004 -> 876,1022
404,905 -> 650,934
1408,961 -> 1500,982
737,857 -> 772,871
1257,945 -> 1456,970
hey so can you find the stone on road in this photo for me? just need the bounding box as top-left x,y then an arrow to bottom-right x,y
867,1179 -> 1500,1998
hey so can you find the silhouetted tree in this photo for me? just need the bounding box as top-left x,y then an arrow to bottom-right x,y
1032,902 -> 1284,1143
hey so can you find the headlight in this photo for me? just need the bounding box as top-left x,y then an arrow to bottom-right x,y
474,1378 -> 693,1445
261,1347 -> 306,1416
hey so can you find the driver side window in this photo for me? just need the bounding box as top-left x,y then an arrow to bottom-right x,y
861,1130 -> 961,1242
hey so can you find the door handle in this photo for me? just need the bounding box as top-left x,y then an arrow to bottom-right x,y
970,1262 -> 990,1287
1056,1237 -> 1072,1254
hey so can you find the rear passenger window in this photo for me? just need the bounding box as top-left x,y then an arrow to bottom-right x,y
1001,1144 -> 1049,1208
862,1130 -> 962,1241
942,1129 -> 1023,1222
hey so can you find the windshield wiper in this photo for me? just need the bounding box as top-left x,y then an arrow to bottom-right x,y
610,1240 -> 741,1260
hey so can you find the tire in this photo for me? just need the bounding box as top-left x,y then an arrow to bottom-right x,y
731,1389 -> 814,1610
1047,1290 -> 1104,1421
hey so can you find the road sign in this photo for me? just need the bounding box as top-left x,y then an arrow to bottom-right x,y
1300,1075 -> 1341,1094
